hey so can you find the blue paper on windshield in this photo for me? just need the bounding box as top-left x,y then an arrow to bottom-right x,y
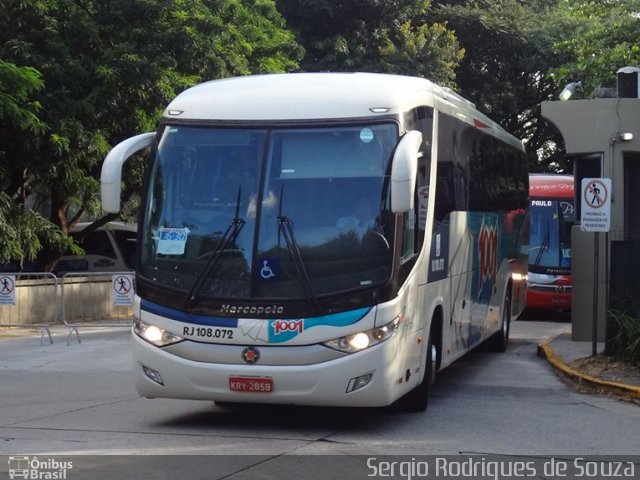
157,227 -> 189,255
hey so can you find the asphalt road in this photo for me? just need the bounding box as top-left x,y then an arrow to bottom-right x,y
1,316 -> 638,462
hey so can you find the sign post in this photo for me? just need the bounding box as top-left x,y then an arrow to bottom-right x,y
580,178 -> 611,356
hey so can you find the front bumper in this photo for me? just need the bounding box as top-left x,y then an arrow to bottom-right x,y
132,329 -> 419,407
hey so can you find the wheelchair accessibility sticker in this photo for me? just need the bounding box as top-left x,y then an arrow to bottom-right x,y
258,258 -> 279,280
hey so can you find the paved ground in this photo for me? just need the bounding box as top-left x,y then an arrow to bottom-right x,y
0,321 -> 640,402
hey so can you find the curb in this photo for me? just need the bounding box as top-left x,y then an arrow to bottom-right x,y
537,341 -> 640,402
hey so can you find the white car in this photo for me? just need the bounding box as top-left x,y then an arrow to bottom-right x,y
54,221 -> 137,274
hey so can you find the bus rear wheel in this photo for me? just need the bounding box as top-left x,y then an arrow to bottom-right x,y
489,289 -> 511,352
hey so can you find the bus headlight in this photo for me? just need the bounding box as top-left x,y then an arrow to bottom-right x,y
134,320 -> 183,347
323,317 -> 401,353
511,272 -> 527,282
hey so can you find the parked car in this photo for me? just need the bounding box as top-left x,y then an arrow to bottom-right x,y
53,221 -> 137,274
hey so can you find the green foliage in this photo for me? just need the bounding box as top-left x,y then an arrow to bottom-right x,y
276,0 -> 463,85
432,0 -> 572,172
379,21 -> 463,85
0,48 -> 48,266
609,309 -> 640,367
3,0 -> 639,269
552,0 -> 640,96
0,192 -> 74,266
0,59 -> 44,133
0,0 -> 301,270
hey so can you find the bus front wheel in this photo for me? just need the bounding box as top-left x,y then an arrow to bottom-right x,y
393,330 -> 436,412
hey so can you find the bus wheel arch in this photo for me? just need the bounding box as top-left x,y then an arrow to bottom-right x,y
393,307 -> 442,412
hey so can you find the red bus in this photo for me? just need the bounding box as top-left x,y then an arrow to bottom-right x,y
527,174 -> 574,311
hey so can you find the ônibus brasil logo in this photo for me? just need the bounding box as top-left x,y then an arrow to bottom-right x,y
8,456 -> 73,480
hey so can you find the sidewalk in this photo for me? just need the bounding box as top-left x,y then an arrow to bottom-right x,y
538,329 -> 640,402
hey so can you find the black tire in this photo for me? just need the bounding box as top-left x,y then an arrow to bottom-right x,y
393,332 -> 436,412
489,290 -> 511,352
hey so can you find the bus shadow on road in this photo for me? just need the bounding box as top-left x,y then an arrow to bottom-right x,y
155,403 -> 401,435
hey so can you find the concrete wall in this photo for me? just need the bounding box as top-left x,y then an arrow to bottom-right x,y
0,278 -> 59,326
0,276 -> 134,326
571,226 -> 607,341
542,97 -> 640,343
542,98 -> 640,235
61,276 -> 134,324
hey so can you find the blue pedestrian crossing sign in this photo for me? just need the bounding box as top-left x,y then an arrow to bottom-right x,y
580,178 -> 611,232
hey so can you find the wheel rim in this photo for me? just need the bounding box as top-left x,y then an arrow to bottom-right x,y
429,343 -> 437,384
502,298 -> 510,337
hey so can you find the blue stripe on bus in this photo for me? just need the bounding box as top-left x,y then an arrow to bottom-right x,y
140,300 -> 239,328
140,300 -> 371,332
267,307 -> 371,343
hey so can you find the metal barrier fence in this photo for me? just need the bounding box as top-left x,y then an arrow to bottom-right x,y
61,271 -> 136,345
0,270 -> 136,345
0,272 -> 57,345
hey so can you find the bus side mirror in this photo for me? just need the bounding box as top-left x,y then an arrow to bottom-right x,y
391,130 -> 422,213
101,133 -> 155,213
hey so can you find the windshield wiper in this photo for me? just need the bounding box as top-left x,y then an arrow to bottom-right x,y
533,221 -> 550,267
277,185 -> 321,312
185,186 -> 245,309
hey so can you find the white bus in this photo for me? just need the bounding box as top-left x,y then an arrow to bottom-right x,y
101,73 -> 528,411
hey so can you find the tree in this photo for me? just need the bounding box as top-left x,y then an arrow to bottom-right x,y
552,0 -> 640,96
0,60 -> 43,134
432,0 -> 572,172
276,0 -> 463,86
0,55 -> 71,265
0,0 -> 302,270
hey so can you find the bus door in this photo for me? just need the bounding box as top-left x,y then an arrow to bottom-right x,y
432,171 -> 473,356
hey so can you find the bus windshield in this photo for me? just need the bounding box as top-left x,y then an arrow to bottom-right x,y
140,123 -> 398,303
528,199 -> 573,273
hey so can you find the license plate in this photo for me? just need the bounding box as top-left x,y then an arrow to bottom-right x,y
229,376 -> 273,393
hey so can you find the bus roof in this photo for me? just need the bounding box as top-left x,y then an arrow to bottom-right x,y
529,174 -> 574,198
163,73 -> 524,152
